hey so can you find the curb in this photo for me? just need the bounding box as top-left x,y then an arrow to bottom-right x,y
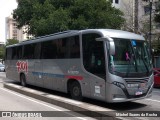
3,83 -> 122,120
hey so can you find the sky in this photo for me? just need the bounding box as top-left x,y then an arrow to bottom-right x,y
0,0 -> 17,43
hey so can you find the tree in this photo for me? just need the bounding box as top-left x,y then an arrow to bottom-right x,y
13,0 -> 125,37
6,39 -> 19,46
0,46 -> 5,59
154,0 -> 160,23
0,39 -> 19,59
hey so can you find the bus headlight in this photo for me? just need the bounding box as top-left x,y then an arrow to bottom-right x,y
112,81 -> 125,89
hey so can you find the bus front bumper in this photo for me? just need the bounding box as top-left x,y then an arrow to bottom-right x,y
106,82 -> 153,103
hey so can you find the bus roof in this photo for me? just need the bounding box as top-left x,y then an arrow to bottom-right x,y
81,29 -> 145,40
7,29 -> 145,48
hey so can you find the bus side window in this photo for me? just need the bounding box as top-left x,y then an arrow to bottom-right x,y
12,47 -> 17,59
23,44 -> 35,59
69,36 -> 80,58
6,48 -> 12,60
41,40 -> 57,59
17,46 -> 22,59
34,43 -> 41,59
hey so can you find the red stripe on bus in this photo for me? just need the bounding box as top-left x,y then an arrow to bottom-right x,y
65,75 -> 83,80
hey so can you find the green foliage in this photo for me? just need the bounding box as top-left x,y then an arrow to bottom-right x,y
152,36 -> 160,56
13,0 -> 125,36
155,14 -> 160,23
0,39 -> 19,59
0,46 -> 5,59
154,0 -> 160,23
6,39 -> 19,46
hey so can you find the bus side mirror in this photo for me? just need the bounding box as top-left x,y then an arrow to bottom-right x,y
96,37 -> 115,55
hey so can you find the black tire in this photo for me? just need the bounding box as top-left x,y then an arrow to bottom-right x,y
70,81 -> 82,100
20,74 -> 27,87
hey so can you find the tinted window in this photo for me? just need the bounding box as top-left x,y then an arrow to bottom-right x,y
57,38 -> 69,58
82,33 -> 106,79
41,40 -> 57,59
115,0 -> 119,4
6,48 -> 12,60
6,36 -> 80,60
69,36 -> 80,58
41,36 -> 80,59
34,43 -> 41,59
23,44 -> 35,59
12,47 -> 17,59
17,46 -> 22,59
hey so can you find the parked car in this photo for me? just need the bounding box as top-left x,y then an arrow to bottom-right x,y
0,64 -> 5,72
153,68 -> 160,87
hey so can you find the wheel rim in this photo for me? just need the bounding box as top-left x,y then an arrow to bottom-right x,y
73,86 -> 80,96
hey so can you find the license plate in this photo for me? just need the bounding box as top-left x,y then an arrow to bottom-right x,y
135,91 -> 143,95
140,83 -> 146,88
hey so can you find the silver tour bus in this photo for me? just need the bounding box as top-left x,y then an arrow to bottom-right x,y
5,29 -> 153,102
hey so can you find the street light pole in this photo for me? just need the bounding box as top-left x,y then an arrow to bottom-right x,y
149,0 -> 152,55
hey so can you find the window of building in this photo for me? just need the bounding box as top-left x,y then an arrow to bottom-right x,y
13,30 -> 17,34
115,0 -> 119,4
13,33 -> 17,37
13,36 -> 17,38
142,0 -> 149,2
144,5 -> 150,14
13,23 -> 16,26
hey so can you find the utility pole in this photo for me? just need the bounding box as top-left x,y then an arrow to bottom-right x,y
134,0 -> 139,33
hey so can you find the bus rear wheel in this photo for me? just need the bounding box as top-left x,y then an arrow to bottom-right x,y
70,81 -> 82,100
20,74 -> 26,87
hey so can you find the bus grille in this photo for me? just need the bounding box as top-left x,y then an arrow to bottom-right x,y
124,77 -> 149,84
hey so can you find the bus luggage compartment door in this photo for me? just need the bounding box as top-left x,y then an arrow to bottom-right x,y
34,60 -> 43,87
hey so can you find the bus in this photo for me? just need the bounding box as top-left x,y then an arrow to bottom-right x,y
5,29 -> 153,103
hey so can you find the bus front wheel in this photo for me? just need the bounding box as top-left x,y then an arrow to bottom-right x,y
20,74 -> 27,87
70,81 -> 82,100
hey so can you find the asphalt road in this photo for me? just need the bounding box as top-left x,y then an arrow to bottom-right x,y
1,72 -> 160,120
0,72 -> 95,120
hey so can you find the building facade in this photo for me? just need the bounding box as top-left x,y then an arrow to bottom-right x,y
111,0 -> 159,35
5,16 -> 31,43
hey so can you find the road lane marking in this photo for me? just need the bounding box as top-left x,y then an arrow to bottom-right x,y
146,98 -> 160,103
0,87 -> 88,120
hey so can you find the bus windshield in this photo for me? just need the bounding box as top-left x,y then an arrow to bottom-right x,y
108,38 -> 152,77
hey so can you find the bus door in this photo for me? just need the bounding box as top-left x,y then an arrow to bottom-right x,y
88,49 -> 106,100
82,33 -> 106,100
